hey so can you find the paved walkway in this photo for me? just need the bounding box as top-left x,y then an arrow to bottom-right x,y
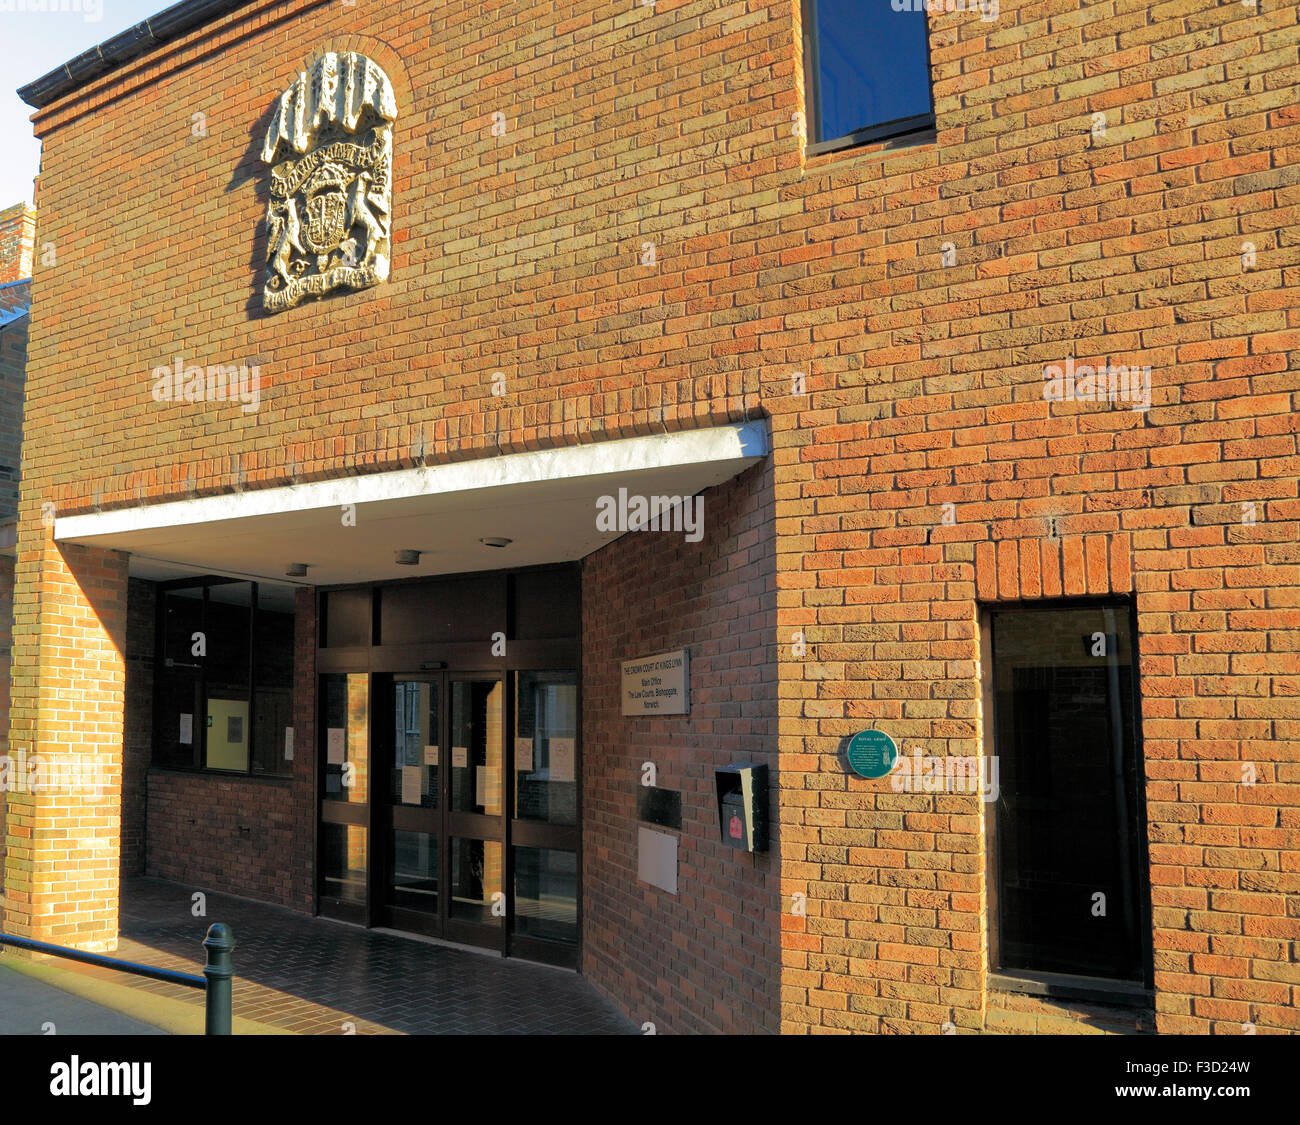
0,966 -> 165,1036
97,878 -> 634,1035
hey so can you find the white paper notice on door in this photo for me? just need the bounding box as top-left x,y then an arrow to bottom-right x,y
515,737 -> 533,772
327,727 -> 346,764
550,737 -> 575,783
284,727 -> 294,761
179,714 -> 193,745
424,745 -> 439,766
402,765 -> 422,805
452,746 -> 468,768
475,765 -> 488,807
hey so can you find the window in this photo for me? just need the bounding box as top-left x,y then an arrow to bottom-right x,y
802,0 -> 934,153
987,602 -> 1150,990
152,577 -> 295,776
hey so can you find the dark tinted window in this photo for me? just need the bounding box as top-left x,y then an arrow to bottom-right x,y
153,579 -> 295,777
990,604 -> 1147,982
805,0 -> 933,147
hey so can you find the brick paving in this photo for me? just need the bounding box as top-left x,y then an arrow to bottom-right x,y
91,878 -> 636,1035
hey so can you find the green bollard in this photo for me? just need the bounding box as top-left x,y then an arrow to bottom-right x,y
202,923 -> 236,1036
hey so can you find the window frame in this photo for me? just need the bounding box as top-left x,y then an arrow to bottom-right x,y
151,575 -> 294,779
981,597 -> 1154,1005
801,0 -> 937,156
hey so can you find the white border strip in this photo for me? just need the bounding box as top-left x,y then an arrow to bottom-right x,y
56,422 -> 768,542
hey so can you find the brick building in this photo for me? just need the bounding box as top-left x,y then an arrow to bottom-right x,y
2,0 -> 1296,1035
0,202 -> 34,884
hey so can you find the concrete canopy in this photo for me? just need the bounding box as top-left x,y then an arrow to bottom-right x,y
54,423 -> 768,587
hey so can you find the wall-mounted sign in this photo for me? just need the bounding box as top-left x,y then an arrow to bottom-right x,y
847,730 -> 898,779
621,650 -> 689,716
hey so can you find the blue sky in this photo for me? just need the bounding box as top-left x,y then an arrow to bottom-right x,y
0,0 -> 169,207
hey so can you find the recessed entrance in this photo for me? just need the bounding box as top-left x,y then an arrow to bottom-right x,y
315,564 -> 581,969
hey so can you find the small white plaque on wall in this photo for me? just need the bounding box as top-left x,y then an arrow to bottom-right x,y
621,649 -> 689,716
637,827 -> 678,895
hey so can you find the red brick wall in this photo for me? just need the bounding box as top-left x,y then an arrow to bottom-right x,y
770,0 -> 1298,1035
0,204 -> 35,286
146,771 -> 299,904
4,541 -> 127,949
582,463 -> 780,1034
0,207 -> 30,901
0,554 -> 12,870
10,0 -> 1297,1027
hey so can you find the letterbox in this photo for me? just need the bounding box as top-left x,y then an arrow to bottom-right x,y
714,763 -> 768,853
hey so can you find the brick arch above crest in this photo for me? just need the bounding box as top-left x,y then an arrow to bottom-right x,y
284,36 -> 415,124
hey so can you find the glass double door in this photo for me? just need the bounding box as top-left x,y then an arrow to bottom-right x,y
382,675 -> 505,947
318,667 -> 581,965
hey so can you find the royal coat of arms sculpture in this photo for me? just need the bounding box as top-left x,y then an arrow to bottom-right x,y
261,52 -> 397,313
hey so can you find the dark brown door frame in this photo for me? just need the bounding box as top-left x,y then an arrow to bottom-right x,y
314,568 -> 583,969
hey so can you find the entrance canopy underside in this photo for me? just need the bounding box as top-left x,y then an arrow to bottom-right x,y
54,423 -> 768,586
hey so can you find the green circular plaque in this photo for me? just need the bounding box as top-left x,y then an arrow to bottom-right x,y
846,730 -> 897,779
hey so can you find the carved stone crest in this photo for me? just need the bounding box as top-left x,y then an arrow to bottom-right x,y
261,52 -> 397,313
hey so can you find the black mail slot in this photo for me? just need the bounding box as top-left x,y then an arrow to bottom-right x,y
715,763 -> 768,852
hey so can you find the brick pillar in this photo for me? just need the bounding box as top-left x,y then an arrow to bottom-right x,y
3,526 -> 128,951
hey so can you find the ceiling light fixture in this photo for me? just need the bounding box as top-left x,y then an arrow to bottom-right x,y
479,537 -> 512,548
394,549 -> 421,566
285,563 -> 309,578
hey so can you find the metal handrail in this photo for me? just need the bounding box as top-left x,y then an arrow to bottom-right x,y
0,922 -> 235,1034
